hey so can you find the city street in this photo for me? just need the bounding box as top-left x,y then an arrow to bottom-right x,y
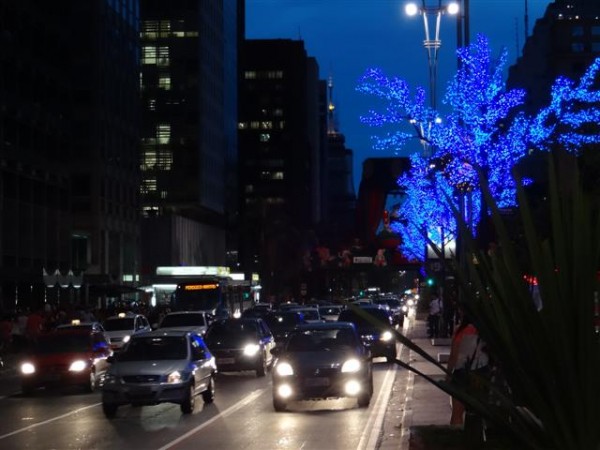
0,328 -> 411,450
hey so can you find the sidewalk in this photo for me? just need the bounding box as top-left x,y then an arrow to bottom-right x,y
379,316 -> 452,450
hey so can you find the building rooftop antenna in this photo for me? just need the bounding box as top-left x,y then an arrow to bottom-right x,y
327,75 -> 338,135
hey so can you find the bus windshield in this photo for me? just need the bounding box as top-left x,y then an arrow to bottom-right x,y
172,282 -> 222,312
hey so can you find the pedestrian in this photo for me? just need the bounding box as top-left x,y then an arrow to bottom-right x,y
427,291 -> 443,338
446,312 -> 490,426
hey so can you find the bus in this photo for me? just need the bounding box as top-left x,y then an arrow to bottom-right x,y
171,275 -> 253,318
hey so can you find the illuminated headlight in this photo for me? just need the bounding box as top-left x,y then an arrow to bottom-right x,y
407,299 -> 415,306
243,343 -> 260,356
167,371 -> 182,384
69,360 -> 87,372
380,331 -> 393,342
341,358 -> 361,373
122,335 -> 131,344
21,362 -> 36,375
275,362 -> 294,376
401,305 -> 408,313
344,380 -> 361,396
277,384 -> 293,398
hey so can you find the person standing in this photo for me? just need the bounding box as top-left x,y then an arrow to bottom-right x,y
428,291 -> 443,338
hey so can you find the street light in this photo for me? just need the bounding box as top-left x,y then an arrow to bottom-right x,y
404,1 -> 459,111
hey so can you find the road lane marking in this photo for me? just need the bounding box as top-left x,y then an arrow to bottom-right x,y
0,402 -> 101,440
357,335 -> 408,450
157,388 -> 266,450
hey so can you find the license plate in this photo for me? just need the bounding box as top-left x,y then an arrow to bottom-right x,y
305,377 -> 329,387
217,358 -> 235,365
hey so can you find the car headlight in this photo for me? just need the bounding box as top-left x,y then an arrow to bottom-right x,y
243,343 -> 260,357
122,335 -> 131,344
69,360 -> 87,372
21,362 -> 35,374
167,371 -> 182,384
407,299 -> 415,306
341,358 -> 361,373
402,305 -> 408,313
275,362 -> 294,376
380,331 -> 393,342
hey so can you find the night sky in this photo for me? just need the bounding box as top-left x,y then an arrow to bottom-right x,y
246,0 -> 553,189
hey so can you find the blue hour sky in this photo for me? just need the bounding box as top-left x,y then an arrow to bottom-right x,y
246,0 -> 553,190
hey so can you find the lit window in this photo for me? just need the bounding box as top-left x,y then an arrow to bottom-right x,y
157,124 -> 171,144
142,46 -> 157,65
159,75 -> 171,90
266,197 -> 285,204
274,109 -> 283,117
186,31 -> 199,37
278,121 -> 285,129
250,121 -> 259,129
147,99 -> 156,111
160,191 -> 167,199
259,133 -> 270,142
245,185 -> 254,193
157,46 -> 170,67
238,122 -> 248,130
260,121 -> 273,129
244,71 -> 257,79
141,177 -> 157,193
273,172 -> 284,180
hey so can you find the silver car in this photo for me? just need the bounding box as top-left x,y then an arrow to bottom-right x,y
101,329 -> 216,417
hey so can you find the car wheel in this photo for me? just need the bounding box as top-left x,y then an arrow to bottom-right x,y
102,403 -> 118,418
21,383 -> 35,396
202,377 -> 215,404
180,383 -> 195,414
84,370 -> 97,393
256,354 -> 267,377
357,377 -> 374,408
273,396 -> 287,412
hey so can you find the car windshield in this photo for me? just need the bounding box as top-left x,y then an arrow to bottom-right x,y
160,314 -> 206,328
338,309 -> 390,328
319,307 -> 341,315
35,334 -> 91,354
286,328 -> 357,352
119,336 -> 188,361
104,318 -> 134,331
206,321 -> 258,339
296,309 -> 319,321
265,313 -> 300,329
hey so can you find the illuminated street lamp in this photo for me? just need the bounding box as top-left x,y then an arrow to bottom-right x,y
405,1 -> 459,111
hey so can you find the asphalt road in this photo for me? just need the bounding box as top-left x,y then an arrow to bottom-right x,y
0,342 -> 405,450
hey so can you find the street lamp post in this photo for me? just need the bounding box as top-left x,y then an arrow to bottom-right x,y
405,1 -> 459,112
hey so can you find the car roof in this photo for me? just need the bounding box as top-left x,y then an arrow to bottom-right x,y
134,329 -> 197,338
294,321 -> 356,332
164,311 -> 207,315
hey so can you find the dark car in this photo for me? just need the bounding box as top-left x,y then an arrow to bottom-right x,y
204,318 -> 275,377
101,329 -> 216,417
19,328 -> 112,394
337,306 -> 397,362
270,322 -> 373,411
373,297 -> 405,327
264,311 -> 306,344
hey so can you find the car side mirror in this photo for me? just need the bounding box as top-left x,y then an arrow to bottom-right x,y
270,346 -> 282,357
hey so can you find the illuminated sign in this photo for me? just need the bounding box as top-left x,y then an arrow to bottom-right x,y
156,266 -> 230,276
184,284 -> 218,291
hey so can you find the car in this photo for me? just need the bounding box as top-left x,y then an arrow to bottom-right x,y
103,312 -> 152,351
373,297 -> 405,327
264,310 -> 307,344
337,306 -> 397,362
204,318 -> 275,377
270,322 -> 373,411
101,329 -> 216,417
56,319 -> 107,333
289,306 -> 322,323
19,327 -> 112,394
241,305 -> 272,319
319,305 -> 344,322
157,311 -> 210,336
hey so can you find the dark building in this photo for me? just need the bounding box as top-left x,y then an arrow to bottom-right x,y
0,0 -> 140,310
508,0 -> 600,114
238,39 -> 323,298
138,0 -> 240,278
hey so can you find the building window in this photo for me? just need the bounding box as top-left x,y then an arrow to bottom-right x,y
147,98 -> 156,111
571,42 -> 585,52
278,121 -> 286,129
238,122 -> 248,130
244,71 -> 257,79
266,197 -> 285,204
260,121 -> 273,129
273,108 -> 283,117
245,185 -> 254,193
571,25 -> 584,36
267,71 -> 283,79
273,172 -> 284,180
592,26 -> 600,36
142,46 -> 156,64
157,46 -> 170,67
159,75 -> 171,90
592,42 -> 600,52
157,124 -> 171,144
250,121 -> 259,129
141,178 -> 157,194
259,133 -> 270,142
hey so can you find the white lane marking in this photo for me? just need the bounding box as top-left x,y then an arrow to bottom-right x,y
157,389 -> 266,450
357,359 -> 399,450
0,402 -> 102,440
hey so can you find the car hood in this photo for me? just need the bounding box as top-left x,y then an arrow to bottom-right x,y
282,350 -> 359,368
109,360 -> 186,376
157,325 -> 206,333
24,352 -> 93,366
205,337 -> 257,349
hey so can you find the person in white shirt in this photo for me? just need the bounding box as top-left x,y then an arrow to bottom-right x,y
428,293 -> 443,338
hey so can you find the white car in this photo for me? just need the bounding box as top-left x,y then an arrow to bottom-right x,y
157,311 -> 210,335
103,313 -> 151,351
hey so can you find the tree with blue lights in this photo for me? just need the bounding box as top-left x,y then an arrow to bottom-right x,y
357,34 -> 600,262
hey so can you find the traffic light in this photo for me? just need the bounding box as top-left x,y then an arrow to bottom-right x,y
426,277 -> 435,286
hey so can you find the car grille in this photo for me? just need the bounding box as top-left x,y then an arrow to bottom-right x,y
122,375 -> 162,383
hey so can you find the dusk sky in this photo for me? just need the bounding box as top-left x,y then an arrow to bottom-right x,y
246,0 -> 553,189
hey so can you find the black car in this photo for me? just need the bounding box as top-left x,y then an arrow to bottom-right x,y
373,297 -> 405,327
271,322 -> 373,411
264,311 -> 307,344
204,318 -> 275,377
337,306 -> 397,362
